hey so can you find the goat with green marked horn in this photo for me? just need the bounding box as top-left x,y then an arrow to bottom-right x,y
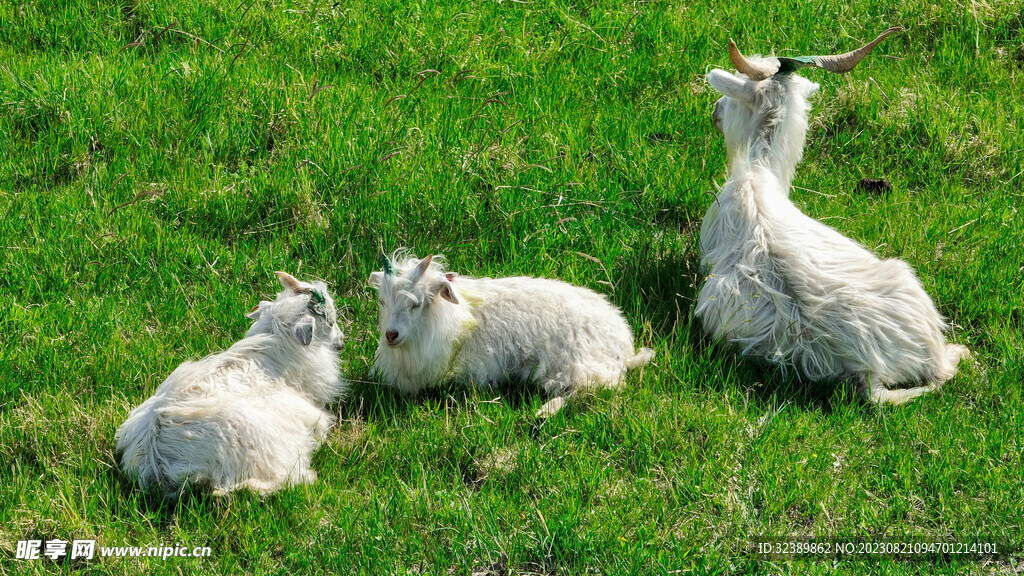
696,27 -> 970,406
114,271 -> 347,498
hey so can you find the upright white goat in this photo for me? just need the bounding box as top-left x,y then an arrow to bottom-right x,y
115,272 -> 346,497
695,28 -> 969,404
368,251 -> 654,416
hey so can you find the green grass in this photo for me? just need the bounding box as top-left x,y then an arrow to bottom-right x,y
2,0 -> 1023,574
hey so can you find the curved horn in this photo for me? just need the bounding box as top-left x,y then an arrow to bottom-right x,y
814,26 -> 904,73
728,38 -> 779,81
778,27 -> 904,74
275,271 -> 310,293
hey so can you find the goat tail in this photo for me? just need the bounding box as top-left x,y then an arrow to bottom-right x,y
862,381 -> 939,406
626,347 -> 655,370
861,341 -> 970,406
932,343 -> 971,384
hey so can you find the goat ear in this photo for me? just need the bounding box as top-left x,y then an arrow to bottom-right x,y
293,316 -> 315,346
246,301 -> 271,320
436,280 -> 459,305
275,271 -> 310,293
368,271 -> 383,288
445,272 -> 457,281
708,69 -> 754,102
408,254 -> 434,283
795,78 -> 820,99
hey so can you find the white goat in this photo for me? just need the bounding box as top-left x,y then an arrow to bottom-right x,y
696,28 -> 969,404
368,251 -> 654,416
115,272 -> 346,497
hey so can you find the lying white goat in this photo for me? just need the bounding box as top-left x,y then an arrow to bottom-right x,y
696,28 -> 969,404
368,251 -> 654,416
115,272 -> 345,496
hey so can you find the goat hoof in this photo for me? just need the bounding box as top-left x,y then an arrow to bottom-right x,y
535,397 -> 568,418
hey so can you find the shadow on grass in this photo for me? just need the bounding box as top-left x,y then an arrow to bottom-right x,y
337,375 -> 546,422
613,223 -> 702,340
105,462 -> 223,524
691,332 -> 873,416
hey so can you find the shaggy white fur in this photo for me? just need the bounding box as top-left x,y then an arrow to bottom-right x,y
368,251 -> 654,416
115,272 -> 345,497
696,52 -> 969,404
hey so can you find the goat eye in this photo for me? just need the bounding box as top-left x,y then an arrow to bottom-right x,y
411,301 -> 421,310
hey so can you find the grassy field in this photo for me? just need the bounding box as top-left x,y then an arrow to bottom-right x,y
1,0 -> 1022,573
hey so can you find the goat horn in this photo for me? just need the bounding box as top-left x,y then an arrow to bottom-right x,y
381,252 -> 396,276
275,271 -> 310,293
778,27 -> 904,74
728,38 -> 779,81
306,289 -> 327,317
